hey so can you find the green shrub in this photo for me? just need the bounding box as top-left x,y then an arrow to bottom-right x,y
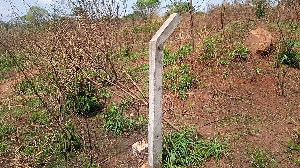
0,142 -> 10,153
229,42 -> 250,61
30,111 -> 51,125
22,122 -> 82,166
64,75 -> 109,116
162,129 -> 227,167
202,36 -> 219,59
103,101 -> 147,135
252,0 -> 267,19
279,39 -> 300,69
166,1 -> 190,15
164,64 -> 196,100
163,43 -> 191,67
0,51 -> 26,81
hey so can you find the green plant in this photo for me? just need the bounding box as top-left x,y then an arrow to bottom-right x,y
60,121 -> 82,153
166,1 -> 190,15
0,51 -> 26,81
162,129 -> 227,167
164,64 -> 196,100
229,42 -> 250,61
163,43 -> 191,67
202,35 -> 219,59
64,74 -> 107,116
132,0 -> 161,18
30,111 -> 51,125
103,101 -> 147,135
252,0 -> 267,19
287,129 -> 300,152
279,38 -> 300,69
254,67 -> 262,74
248,148 -> 277,168
0,122 -> 15,140
21,122 -> 82,166
0,142 -> 9,153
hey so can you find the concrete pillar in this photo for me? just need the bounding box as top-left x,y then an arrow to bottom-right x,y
148,13 -> 181,168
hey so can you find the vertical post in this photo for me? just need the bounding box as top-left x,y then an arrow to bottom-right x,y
148,13 -> 181,168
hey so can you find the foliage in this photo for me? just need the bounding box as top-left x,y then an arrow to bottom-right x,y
21,122 -> 82,166
252,0 -> 268,19
229,42 -> 250,61
248,148 -> 277,168
279,38 -> 300,69
133,0 -> 161,18
164,64 -> 196,100
0,122 -> 15,140
64,74 -> 109,116
30,111 -> 51,125
287,129 -> 300,152
202,35 -> 220,59
21,6 -> 50,26
166,1 -> 190,15
163,43 -> 191,67
0,51 -> 26,81
162,129 -> 227,167
103,100 -> 147,135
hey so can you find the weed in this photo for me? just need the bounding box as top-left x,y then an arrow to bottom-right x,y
206,108 -> 213,114
202,35 -> 219,59
64,75 -> 108,116
279,38 -> 300,69
30,111 -> 51,125
163,43 -> 191,67
0,51 -> 26,81
162,129 -> 227,167
163,47 -> 178,67
0,122 -> 15,139
164,64 -> 196,100
248,148 -> 277,168
217,56 -> 231,66
103,100 -> 147,135
126,63 -> 149,82
229,42 -> 249,61
20,122 -> 82,166
252,0 -> 267,19
287,129 -> 300,153
0,142 -> 10,153
254,67 -> 262,74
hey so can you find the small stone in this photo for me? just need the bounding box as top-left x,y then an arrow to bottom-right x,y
140,161 -> 149,168
132,140 -> 148,159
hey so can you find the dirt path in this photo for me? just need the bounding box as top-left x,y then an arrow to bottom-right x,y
0,69 -> 38,98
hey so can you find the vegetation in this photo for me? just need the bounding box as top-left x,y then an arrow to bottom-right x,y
132,0 -> 161,18
103,100 -> 147,135
166,1 -> 190,15
0,0 -> 300,167
162,129 -> 227,167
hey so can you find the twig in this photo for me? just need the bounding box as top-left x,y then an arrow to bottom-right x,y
163,118 -> 180,132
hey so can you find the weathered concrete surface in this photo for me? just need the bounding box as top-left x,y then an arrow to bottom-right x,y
148,13 -> 181,168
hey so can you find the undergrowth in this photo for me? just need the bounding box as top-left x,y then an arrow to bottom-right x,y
164,64 -> 196,100
162,129 -> 227,167
103,100 -> 147,135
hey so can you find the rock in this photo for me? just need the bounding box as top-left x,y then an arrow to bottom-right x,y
245,27 -> 274,57
132,140 -> 148,159
140,161 -> 149,168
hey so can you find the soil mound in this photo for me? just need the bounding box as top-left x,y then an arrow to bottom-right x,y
245,27 -> 274,57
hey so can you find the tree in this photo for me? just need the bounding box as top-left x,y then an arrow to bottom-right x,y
166,1 -> 190,15
132,0 -> 161,18
252,0 -> 269,19
23,6 -> 50,26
